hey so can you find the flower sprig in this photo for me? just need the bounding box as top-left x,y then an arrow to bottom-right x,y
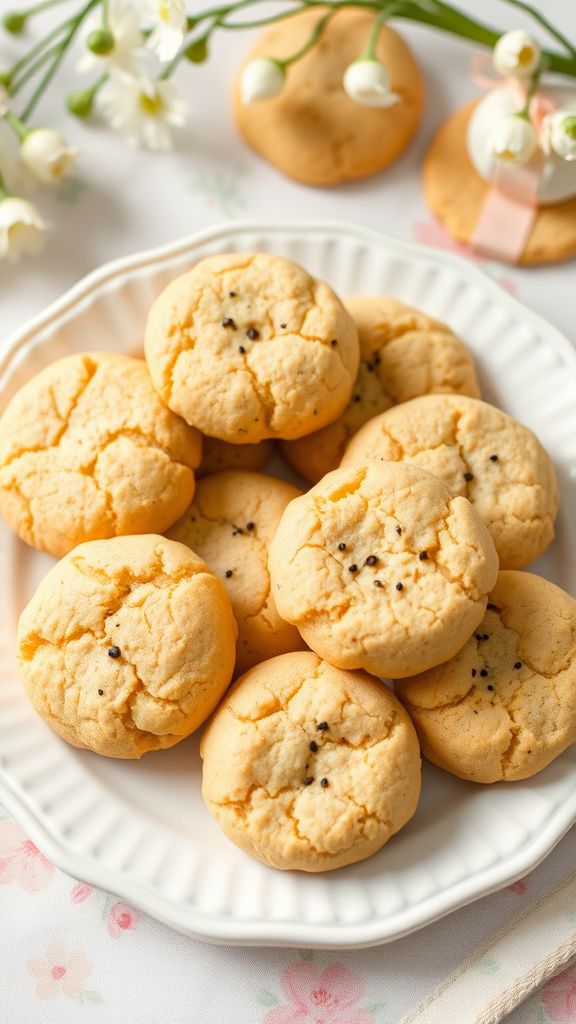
0,0 -> 575,262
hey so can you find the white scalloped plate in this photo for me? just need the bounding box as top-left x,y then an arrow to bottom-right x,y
1,221 -> 575,949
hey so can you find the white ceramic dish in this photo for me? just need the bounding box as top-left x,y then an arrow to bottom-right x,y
1,221 -> 575,949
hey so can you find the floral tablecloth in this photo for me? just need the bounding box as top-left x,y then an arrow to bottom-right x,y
1,0 -> 575,1021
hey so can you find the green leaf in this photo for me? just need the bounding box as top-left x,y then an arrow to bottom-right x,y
83,990 -> 105,1005
298,949 -> 314,961
537,1006 -> 549,1024
257,990 -> 279,1007
365,1003 -> 387,1016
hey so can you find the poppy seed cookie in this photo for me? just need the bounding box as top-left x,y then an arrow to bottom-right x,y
168,470 -> 305,674
268,462 -> 498,679
144,252 -> 359,443
396,571 -> 576,782
342,394 -> 558,569
201,651 -> 421,871
17,535 -> 237,758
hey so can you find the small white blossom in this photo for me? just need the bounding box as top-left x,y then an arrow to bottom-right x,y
138,0 -> 186,63
541,109 -> 576,162
20,128 -> 78,185
96,70 -> 187,150
241,58 -> 285,105
493,30 -> 541,79
0,196 -> 48,263
342,59 -> 399,108
77,0 -> 144,75
489,114 -> 538,165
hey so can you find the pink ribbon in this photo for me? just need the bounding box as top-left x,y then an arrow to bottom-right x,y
467,54 -> 558,264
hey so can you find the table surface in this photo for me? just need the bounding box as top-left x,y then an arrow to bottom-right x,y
0,0 -> 574,1021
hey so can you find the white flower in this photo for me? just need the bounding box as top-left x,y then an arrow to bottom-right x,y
241,58 -> 285,105
0,85 -> 9,117
0,196 -> 48,263
77,0 -> 144,75
489,114 -> 538,165
96,70 -> 187,150
493,30 -> 541,79
342,59 -> 399,108
20,128 -> 78,184
541,109 -> 576,162
138,0 -> 186,63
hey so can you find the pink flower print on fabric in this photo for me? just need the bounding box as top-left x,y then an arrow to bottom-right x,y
541,964 -> 576,1023
264,962 -> 374,1024
28,943 -> 92,1000
107,901 -> 140,939
0,822 -> 53,892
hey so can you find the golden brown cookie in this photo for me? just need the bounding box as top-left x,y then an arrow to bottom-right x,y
0,352 -> 201,558
17,535 -> 237,758
198,436 -> 275,476
341,393 -> 558,570
424,100 -> 576,265
144,252 -> 359,443
268,462 -> 498,679
233,10 -> 423,186
201,651 -> 421,871
396,571 -> 576,783
282,296 -> 481,483
167,470 -> 305,674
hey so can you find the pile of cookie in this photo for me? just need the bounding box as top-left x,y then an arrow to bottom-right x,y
2,251 -> 574,874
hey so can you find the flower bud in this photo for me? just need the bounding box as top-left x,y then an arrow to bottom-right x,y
241,58 -> 285,105
489,114 -> 537,165
343,59 -> 399,108
2,11 -> 26,35
185,37 -> 208,64
87,27 -> 115,55
542,109 -> 576,162
493,30 -> 541,79
20,128 -> 78,184
67,88 -> 95,119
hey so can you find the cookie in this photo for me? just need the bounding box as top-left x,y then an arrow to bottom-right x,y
17,535 -> 237,758
201,651 -> 421,871
144,252 -> 359,443
0,352 -> 201,558
233,10 -> 423,186
282,296 -> 481,483
268,462 -> 498,679
198,436 -> 275,477
341,394 -> 558,570
424,100 -> 576,265
396,571 -> 576,783
167,470 -> 305,674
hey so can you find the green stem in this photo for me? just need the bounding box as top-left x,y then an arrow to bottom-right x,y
363,4 -> 394,58
0,168 -> 8,199
10,41 -> 61,94
20,0 -> 98,120
519,64 -> 541,116
2,14 -> 73,85
497,0 -> 576,61
277,8 -> 334,67
4,110 -> 28,139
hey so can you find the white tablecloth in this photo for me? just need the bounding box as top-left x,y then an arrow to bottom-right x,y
0,1 -> 574,1021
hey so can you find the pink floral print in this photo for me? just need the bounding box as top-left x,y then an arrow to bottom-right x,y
264,962 -> 374,1024
506,880 -> 527,895
107,901 -> 139,939
0,821 -> 53,892
28,943 -> 92,1000
541,964 -> 576,1023
70,881 -> 93,903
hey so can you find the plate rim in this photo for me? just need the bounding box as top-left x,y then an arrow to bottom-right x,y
1,218 -> 575,948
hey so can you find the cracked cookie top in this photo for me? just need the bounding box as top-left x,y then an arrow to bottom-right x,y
167,470 -> 305,675
0,352 -> 201,558
200,651 -> 421,871
396,571 -> 576,783
17,535 -> 237,758
144,252 -> 359,443
268,462 -> 499,679
341,393 -> 559,570
282,296 -> 481,484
